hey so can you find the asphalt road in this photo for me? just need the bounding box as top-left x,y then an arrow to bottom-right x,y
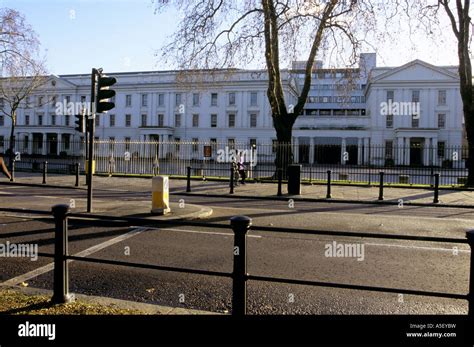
0,184 -> 472,314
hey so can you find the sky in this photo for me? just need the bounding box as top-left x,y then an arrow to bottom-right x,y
0,0 -> 469,75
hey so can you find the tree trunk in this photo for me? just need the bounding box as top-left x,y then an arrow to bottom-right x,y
273,114 -> 295,178
8,111 -> 16,171
465,97 -> 474,186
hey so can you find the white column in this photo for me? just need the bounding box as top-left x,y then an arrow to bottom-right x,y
396,137 -> 402,166
432,138 -> 438,167
423,137 -> 430,166
341,138 -> 347,165
404,137 -> 410,166
364,138 -> 370,164
293,137 -> 299,163
309,137 -> 315,164
42,133 -> 47,156
357,138 -> 362,165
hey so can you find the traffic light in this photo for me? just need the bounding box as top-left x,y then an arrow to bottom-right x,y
96,73 -> 117,114
74,114 -> 85,133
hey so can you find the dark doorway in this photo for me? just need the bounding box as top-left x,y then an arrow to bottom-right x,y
410,139 -> 423,166
47,134 -> 58,156
299,144 -> 310,164
314,145 -> 341,164
346,145 -> 358,165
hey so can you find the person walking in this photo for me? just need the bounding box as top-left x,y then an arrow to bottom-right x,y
0,153 -> 12,180
238,153 -> 246,185
108,155 -> 115,177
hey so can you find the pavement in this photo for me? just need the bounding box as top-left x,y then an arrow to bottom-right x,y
3,171 -> 474,207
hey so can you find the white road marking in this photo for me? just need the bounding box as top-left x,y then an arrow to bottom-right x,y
1,227 -> 146,286
366,242 -> 470,253
161,227 -> 262,239
208,205 -> 290,213
0,192 -> 13,195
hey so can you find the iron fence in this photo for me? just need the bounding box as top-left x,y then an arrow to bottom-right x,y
0,139 -> 471,186
0,205 -> 472,316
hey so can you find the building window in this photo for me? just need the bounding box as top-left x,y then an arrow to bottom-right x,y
229,92 -> 236,106
125,137 -> 131,151
65,115 -> 70,126
438,141 -> 446,158
192,138 -> 199,152
228,114 -> 235,127
211,114 -> 217,128
193,93 -> 200,106
250,92 -> 258,106
126,95 -> 132,107
249,138 -> 257,148
175,93 -> 182,107
386,90 -> 394,102
175,137 -> 180,151
62,134 -> 70,150
411,115 -> 419,128
25,96 -> 30,108
81,96 -> 86,104
23,135 -> 29,150
110,114 -> 115,127
125,114 -> 131,127
228,138 -> 235,149
25,115 -> 30,126
438,113 -> 446,128
0,116 -> 3,126
51,114 -> 56,126
438,90 -> 447,105
250,113 -> 257,128
38,114 -> 43,126
65,95 -> 71,104
386,114 -> 393,128
192,114 -> 199,127
37,96 -> 44,107
385,140 -> 393,159
141,94 -> 148,107
412,90 -> 420,103
211,93 -> 218,106
158,94 -> 165,107
141,114 -> 147,127
158,114 -> 164,127
175,114 -> 181,127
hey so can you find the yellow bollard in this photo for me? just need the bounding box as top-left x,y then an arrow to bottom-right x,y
151,176 -> 171,215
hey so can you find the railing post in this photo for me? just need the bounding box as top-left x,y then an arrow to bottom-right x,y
75,163 -> 80,187
326,170 -> 332,199
42,161 -> 48,184
467,230 -> 474,319
433,173 -> 440,204
51,204 -> 74,304
230,163 -> 234,194
231,216 -> 252,316
277,168 -> 283,197
186,166 -> 191,193
378,171 -> 384,201
10,159 -> 15,182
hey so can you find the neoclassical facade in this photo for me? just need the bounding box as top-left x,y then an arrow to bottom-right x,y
0,53 -> 464,167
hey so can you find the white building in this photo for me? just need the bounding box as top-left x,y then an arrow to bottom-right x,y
0,54 -> 464,167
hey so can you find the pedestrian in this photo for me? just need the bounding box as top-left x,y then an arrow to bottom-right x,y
108,155 -> 115,177
0,153 -> 12,180
231,157 -> 239,186
238,153 -> 246,185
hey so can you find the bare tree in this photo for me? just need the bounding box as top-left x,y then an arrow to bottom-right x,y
400,1 -> 473,184
0,8 -> 49,165
154,0 -> 377,170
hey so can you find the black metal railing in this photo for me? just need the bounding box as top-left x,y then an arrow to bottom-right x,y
0,205 -> 472,316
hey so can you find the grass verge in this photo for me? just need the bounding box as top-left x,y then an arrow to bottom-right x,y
0,289 -> 143,315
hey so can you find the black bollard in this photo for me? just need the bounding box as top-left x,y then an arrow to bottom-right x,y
326,170 -> 332,199
378,172 -> 384,201
42,161 -> 48,184
433,173 -> 440,204
186,166 -> 191,193
277,168 -> 283,197
230,216 -> 252,316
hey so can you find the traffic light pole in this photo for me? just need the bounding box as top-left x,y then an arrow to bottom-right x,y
87,68 -> 98,213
